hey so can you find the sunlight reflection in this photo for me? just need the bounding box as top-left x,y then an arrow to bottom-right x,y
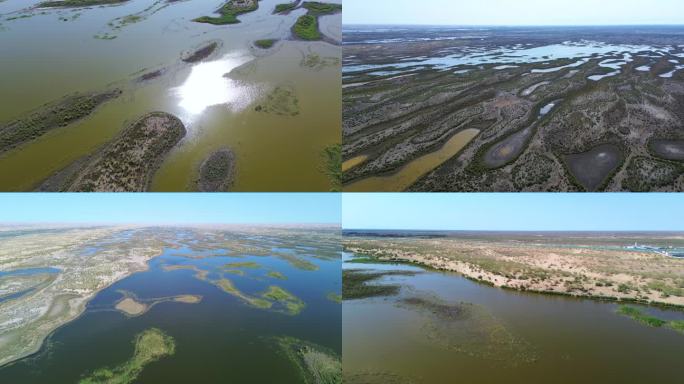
172,52 -> 255,118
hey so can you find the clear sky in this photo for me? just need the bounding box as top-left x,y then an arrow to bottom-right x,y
344,0 -> 684,26
0,193 -> 340,225
343,193 -> 684,231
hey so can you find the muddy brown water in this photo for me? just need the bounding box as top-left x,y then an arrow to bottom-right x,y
344,128 -> 479,192
0,0 -> 340,191
343,252 -> 684,384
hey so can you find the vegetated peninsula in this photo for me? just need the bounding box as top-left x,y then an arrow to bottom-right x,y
67,112 -> 186,192
342,26 -> 684,191
0,226 -> 165,368
0,90 -> 121,154
193,0 -> 259,25
343,231 -> 684,307
292,2 -> 342,41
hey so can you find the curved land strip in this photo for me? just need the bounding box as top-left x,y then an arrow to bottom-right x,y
275,336 -> 341,384
181,41 -> 220,63
0,227 -> 166,368
291,2 -> 341,42
78,328 -> 175,384
343,28 -> 684,191
193,0 -> 259,25
67,111 -> 186,192
0,90 -> 121,154
114,291 -> 202,317
343,233 -> 684,308
196,148 -> 235,192
37,0 -> 128,8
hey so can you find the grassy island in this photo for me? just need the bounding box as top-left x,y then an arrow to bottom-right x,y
79,328 -> 175,384
193,0 -> 259,25
38,0 -> 127,8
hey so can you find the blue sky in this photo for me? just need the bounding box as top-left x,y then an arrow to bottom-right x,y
344,0 -> 684,26
0,194 -> 340,225
343,193 -> 684,231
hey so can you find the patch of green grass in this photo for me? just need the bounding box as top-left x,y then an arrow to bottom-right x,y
292,14 -> 319,40
274,2 -> 297,13
254,39 -> 276,49
617,305 -> 667,327
275,252 -> 319,271
668,320 -> 684,333
79,328 -> 175,384
322,144 -> 341,191
193,0 -> 258,25
301,1 -> 341,15
223,269 -> 245,276
267,271 -> 287,280
223,261 -> 261,269
261,285 -> 305,315
274,336 -> 341,384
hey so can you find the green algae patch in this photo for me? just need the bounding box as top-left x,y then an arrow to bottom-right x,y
224,269 -> 246,276
326,292 -> 341,304
193,0 -> 258,25
254,86 -> 300,116
262,285 -> 305,315
617,305 -> 684,334
300,53 -> 340,70
322,144 -> 341,192
398,295 -> 538,365
343,270 -> 418,300
267,271 -> 287,280
617,305 -> 667,327
275,336 -> 341,384
79,328 -> 175,384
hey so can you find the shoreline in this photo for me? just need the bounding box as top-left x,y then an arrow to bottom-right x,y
0,246 -> 165,368
344,250 -> 684,310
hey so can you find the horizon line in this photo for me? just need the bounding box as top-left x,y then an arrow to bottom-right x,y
0,222 -> 341,227
342,228 -> 684,232
342,23 -> 684,27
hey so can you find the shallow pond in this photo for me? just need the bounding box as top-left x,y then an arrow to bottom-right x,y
344,128 -> 479,192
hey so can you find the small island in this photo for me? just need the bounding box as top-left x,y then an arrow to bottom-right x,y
193,0 -> 259,25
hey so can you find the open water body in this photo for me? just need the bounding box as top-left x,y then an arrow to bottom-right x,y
343,252 -> 684,384
0,0 -> 341,191
0,242 -> 341,383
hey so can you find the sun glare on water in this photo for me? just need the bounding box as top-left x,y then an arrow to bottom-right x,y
172,52 -> 256,119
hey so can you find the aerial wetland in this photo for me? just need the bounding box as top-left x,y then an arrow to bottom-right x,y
343,230 -> 684,383
0,0 -> 341,191
342,26 -> 684,191
0,226 -> 341,383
